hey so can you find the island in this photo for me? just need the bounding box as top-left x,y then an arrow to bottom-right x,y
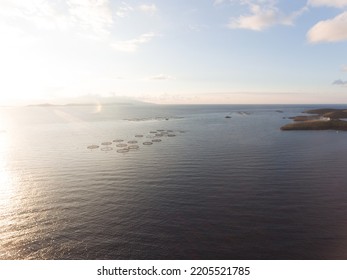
281,108 -> 347,131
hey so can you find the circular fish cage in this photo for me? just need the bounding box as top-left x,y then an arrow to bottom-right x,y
113,139 -> 124,143
167,134 -> 176,137
101,142 -> 112,146
87,145 -> 99,149
152,139 -> 161,142
128,144 -> 139,149
149,131 -> 157,134
135,134 -> 143,138
101,147 -> 113,152
143,141 -> 153,145
117,148 -> 129,153
116,143 -> 127,147
128,140 -> 138,144
155,133 -> 163,137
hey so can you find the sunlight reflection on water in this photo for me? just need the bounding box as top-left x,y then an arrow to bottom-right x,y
0,134 -> 13,210
0,133 -> 17,259
1,105 -> 347,259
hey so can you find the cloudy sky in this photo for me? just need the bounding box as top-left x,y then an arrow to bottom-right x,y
1,0 -> 347,105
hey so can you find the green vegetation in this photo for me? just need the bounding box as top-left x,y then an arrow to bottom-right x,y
289,115 -> 320,121
304,108 -> 347,119
281,108 -> 347,131
281,119 -> 347,131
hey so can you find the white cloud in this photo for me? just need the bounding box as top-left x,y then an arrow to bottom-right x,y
0,1 -> 158,52
148,74 -> 175,80
213,0 -> 226,6
0,0 -> 70,30
0,0 -> 113,34
188,24 -> 209,32
228,5 -> 279,31
333,79 -> 347,85
227,1 -> 307,31
342,65 -> 347,72
67,0 -> 113,34
307,11 -> 347,43
116,2 -> 133,18
111,33 -> 157,52
308,0 -> 347,8
138,4 -> 158,15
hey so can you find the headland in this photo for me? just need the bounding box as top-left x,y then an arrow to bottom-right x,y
281,108 -> 347,131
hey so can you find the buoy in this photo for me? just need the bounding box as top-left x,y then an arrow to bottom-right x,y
87,145 -> 99,149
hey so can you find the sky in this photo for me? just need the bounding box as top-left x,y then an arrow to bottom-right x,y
0,0 -> 347,105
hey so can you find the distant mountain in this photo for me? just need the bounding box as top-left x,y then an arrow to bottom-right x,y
26,95 -> 150,107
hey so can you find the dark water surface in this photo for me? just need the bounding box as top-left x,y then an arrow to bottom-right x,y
0,104 -> 347,259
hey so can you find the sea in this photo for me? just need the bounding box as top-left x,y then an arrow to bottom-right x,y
0,104 -> 347,260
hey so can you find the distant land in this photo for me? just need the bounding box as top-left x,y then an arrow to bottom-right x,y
281,108 -> 347,131
24,95 -> 149,107
27,102 -> 135,107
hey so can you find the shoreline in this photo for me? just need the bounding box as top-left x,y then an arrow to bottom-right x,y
281,108 -> 347,131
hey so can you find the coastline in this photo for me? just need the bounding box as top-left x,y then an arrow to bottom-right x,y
281,108 -> 347,131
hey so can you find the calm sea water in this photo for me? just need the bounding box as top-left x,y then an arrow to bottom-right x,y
0,104 -> 347,260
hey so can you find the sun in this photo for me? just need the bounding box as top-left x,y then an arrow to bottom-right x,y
0,45 -> 44,104
0,27 -> 64,105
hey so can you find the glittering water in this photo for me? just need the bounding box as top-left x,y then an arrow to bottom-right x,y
1,104 -> 347,259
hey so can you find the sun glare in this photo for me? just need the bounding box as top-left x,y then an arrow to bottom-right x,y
0,35 -> 67,105
93,102 -> 103,113
0,134 -> 15,216
0,49 -> 44,104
